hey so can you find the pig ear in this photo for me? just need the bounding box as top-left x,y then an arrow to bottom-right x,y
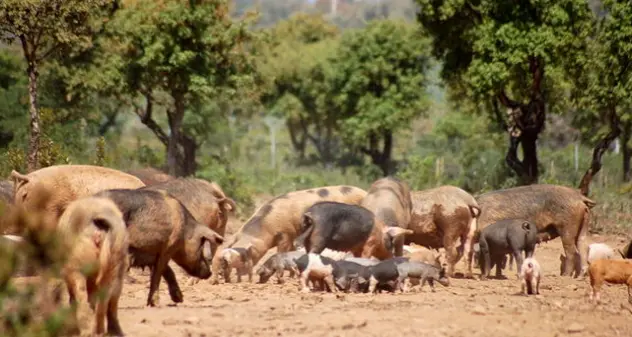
302,212 -> 314,227
200,227 -> 224,245
10,170 -> 29,185
521,221 -> 531,231
202,241 -> 212,260
220,198 -> 237,213
383,227 -> 412,239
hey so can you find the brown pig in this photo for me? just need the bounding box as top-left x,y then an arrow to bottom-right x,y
360,177 -> 413,257
143,178 -> 237,238
126,167 -> 174,186
588,258 -> 632,304
210,185 -> 367,284
405,186 -> 481,278
11,165 -> 146,231
57,196 -> 129,336
475,184 -> 596,278
94,189 -> 224,307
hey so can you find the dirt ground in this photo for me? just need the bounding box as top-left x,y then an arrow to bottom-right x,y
117,214 -> 632,337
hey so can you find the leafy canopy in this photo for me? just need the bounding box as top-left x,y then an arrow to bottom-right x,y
329,19 -> 432,145
415,0 -> 593,101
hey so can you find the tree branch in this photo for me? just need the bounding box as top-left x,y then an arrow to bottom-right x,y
36,42 -> 61,62
529,56 -> 543,99
578,106 -> 621,196
128,93 -> 169,146
497,90 -> 519,109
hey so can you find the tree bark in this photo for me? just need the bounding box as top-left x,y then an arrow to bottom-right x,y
361,130 -> 393,176
497,57 -> 546,185
24,46 -> 41,172
622,120 -> 631,182
167,96 -> 186,177
286,118 -> 307,161
578,107 -> 621,196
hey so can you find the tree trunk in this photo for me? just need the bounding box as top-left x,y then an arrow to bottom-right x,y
179,133 -> 197,176
26,60 -> 41,173
578,107 -> 621,196
167,97 -> 186,177
622,121 -> 631,182
362,130 -> 393,176
286,118 -> 307,161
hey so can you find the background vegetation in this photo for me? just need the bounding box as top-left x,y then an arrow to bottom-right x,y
0,0 -> 630,234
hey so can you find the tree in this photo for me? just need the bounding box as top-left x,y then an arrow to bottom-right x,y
574,0 -> 632,192
259,13 -> 341,165
103,0 -> 258,176
0,0 -> 116,172
327,19 -> 431,175
415,0 -> 594,185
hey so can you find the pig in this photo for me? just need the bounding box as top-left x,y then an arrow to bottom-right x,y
331,260 -> 372,293
519,257 -> 541,295
477,219 -> 538,280
475,184 -> 596,277
0,180 -> 13,205
256,250 -> 304,284
94,188 -> 224,307
11,165 -> 146,231
360,177 -> 413,257
219,246 -> 255,283
126,167 -> 174,186
143,178 -> 237,238
57,196 -> 129,336
294,253 -> 340,293
343,256 -> 380,267
588,258 -> 632,304
396,261 -> 450,293
406,186 -> 481,278
210,185 -> 367,284
295,201 -> 412,260
366,257 -> 411,293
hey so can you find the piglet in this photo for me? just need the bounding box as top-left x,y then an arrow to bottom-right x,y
220,246 -> 255,283
294,253 -> 339,293
257,250 -> 304,284
366,257 -> 410,294
588,258 -> 632,304
396,261 -> 449,293
519,257 -> 541,295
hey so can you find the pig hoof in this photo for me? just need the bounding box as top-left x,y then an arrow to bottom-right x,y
169,290 -> 184,303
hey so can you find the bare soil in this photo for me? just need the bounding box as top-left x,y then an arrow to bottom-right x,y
118,215 -> 632,337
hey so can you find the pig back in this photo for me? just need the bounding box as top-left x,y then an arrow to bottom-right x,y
238,185 -> 367,239
476,184 -> 594,232
144,178 -> 227,234
406,186 -> 478,246
361,177 -> 412,229
127,167 -> 174,186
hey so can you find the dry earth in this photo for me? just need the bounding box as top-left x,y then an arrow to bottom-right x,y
117,215 -> 632,337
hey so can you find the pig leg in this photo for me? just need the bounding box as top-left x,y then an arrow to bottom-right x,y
368,276 -> 378,294
147,255 -> 171,307
65,272 -> 94,334
162,266 -> 184,303
323,274 -> 338,293
627,276 -> 632,304
560,234 -> 579,277
478,237 -> 491,280
94,296 -> 107,335
512,249 -> 524,279
300,271 -> 311,293
236,268 -> 242,283
443,236 -> 460,278
107,289 -> 124,336
462,216 -> 477,278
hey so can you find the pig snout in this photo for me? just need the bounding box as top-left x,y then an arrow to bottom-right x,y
437,276 -> 450,287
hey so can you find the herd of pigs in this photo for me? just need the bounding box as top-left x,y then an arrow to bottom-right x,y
1,164 -> 632,336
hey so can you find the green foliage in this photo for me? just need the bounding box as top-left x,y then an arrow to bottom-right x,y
196,157 -> 255,217
329,19 -> 431,146
415,0 -> 593,100
94,137 -> 106,166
